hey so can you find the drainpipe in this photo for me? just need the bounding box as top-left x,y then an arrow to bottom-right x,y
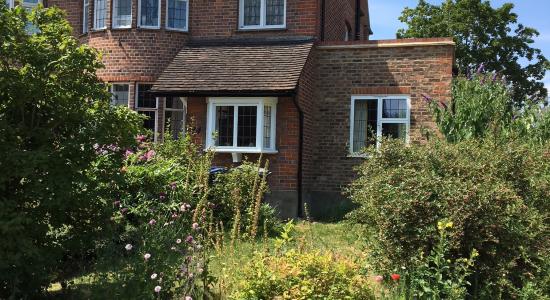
355,0 -> 361,40
292,92 -> 304,218
320,0 -> 326,41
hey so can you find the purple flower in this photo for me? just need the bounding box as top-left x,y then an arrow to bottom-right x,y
159,192 -> 166,201
120,207 -> 129,214
185,235 -> 194,244
93,143 -> 100,150
169,182 -> 177,190
422,94 -> 433,104
492,72 -> 498,82
476,63 -> 485,74
148,219 -> 157,226
124,149 -> 134,159
439,101 -> 448,110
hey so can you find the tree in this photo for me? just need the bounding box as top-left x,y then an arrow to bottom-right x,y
0,3 -> 142,298
397,0 -> 550,106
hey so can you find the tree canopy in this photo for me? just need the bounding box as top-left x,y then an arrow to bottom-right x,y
397,0 -> 550,106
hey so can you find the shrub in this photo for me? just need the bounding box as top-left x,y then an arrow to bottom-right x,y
0,5 -> 142,298
347,139 -> 549,298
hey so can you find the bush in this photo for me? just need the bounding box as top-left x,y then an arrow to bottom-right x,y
0,5 -> 142,298
347,139 -> 549,298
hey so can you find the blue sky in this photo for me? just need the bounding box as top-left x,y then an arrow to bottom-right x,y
369,0 -> 550,93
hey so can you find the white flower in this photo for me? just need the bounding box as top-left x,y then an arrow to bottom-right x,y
151,273 -> 158,280
185,296 -> 193,300
154,286 -> 161,293
144,253 -> 151,260
125,244 -> 133,251
176,239 -> 182,244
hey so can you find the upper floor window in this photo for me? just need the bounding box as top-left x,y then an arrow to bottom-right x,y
166,0 -> 188,31
206,98 -> 277,153
239,0 -> 286,30
94,0 -> 107,30
138,0 -> 161,28
5,0 -> 14,8
113,0 -> 132,28
350,96 -> 410,154
82,0 -> 89,33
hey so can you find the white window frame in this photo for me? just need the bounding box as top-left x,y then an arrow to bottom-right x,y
238,0 -> 286,30
135,84 -> 159,141
166,0 -> 189,31
164,97 -> 187,139
93,0 -> 107,30
138,0 -> 161,29
349,95 -> 411,155
206,97 -> 278,153
83,0 -> 90,33
112,0 -> 132,29
109,83 -> 131,107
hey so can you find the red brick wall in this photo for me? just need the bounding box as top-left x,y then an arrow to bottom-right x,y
323,0 -> 370,41
310,40 -> 454,194
47,0 -> 83,37
186,97 -> 300,192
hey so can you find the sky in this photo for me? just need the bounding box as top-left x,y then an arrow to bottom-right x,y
369,0 -> 550,94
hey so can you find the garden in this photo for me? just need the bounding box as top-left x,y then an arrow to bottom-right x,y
1,4 -> 549,300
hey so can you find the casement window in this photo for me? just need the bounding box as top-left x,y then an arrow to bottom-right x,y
166,0 -> 188,31
136,84 -> 158,140
21,0 -> 40,10
138,0 -> 160,28
5,0 -> 14,8
110,84 -> 130,107
239,0 -> 286,30
94,0 -> 107,30
83,0 -> 89,33
206,98 -> 277,153
350,95 -> 411,153
164,97 -> 186,139
113,0 -> 132,28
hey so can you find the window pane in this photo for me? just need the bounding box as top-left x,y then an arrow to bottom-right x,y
243,0 -> 260,26
114,0 -> 132,27
83,0 -> 89,33
94,0 -> 107,29
23,0 -> 38,3
237,106 -> 257,147
215,106 -> 234,146
168,0 -> 187,29
382,123 -> 407,141
382,99 -> 407,119
166,96 -> 184,110
137,84 -> 156,108
138,111 -> 156,132
140,0 -> 159,27
353,99 -> 378,152
266,0 -> 284,25
263,105 -> 271,148
111,84 -> 129,107
165,110 -> 184,139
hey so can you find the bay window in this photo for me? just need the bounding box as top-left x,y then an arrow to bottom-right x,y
113,0 -> 132,28
239,0 -> 286,29
94,0 -> 107,30
138,0 -> 160,28
136,84 -> 158,140
166,0 -> 188,31
350,95 -> 410,153
206,98 -> 277,153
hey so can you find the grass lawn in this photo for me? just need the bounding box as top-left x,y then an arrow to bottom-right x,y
46,221 -> 368,299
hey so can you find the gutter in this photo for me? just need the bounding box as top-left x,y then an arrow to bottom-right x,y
355,0 -> 361,40
291,89 -> 304,219
320,0 -> 326,41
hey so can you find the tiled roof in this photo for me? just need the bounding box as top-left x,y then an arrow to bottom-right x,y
151,39 -> 314,96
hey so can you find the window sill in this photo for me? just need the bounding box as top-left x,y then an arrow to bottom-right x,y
347,153 -> 371,159
137,26 -> 161,30
166,27 -> 189,33
205,148 -> 279,154
236,27 -> 287,32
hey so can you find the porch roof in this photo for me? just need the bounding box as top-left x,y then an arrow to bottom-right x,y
150,38 -> 314,97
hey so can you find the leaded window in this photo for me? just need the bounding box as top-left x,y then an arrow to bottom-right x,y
167,0 -> 188,30
239,0 -> 285,29
113,0 -> 132,28
139,0 -> 160,28
94,0 -> 107,30
110,84 -> 130,107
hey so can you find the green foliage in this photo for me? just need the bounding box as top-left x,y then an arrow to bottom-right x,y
0,4 -> 142,298
398,0 -> 549,104
347,139 -> 549,298
407,221 -> 478,300
427,74 -> 550,144
229,227 -> 375,300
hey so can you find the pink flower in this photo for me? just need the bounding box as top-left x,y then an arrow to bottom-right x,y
120,207 -> 129,214
172,213 -> 179,219
144,253 -> 151,260
159,192 -> 166,201
145,150 -> 156,160
154,286 -> 161,293
185,235 -> 194,244
192,223 -> 199,230
124,149 -> 134,159
125,244 -> 133,251
185,296 -> 193,300
148,219 -> 156,226
136,135 -> 147,143
169,182 -> 177,190
113,200 -> 121,207
373,275 -> 383,283
180,203 -> 190,212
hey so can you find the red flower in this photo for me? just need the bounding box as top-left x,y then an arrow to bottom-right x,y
390,274 -> 401,281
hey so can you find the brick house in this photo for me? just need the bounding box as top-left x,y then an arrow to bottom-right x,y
12,0 -> 454,219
